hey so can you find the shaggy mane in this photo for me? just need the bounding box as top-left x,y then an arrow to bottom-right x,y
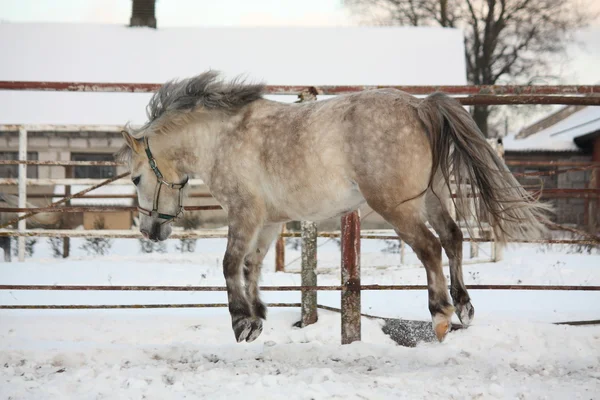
116,71 -> 265,162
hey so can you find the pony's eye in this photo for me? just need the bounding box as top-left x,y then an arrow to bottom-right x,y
132,176 -> 141,186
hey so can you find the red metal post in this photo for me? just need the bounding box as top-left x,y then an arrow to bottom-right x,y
341,210 -> 361,344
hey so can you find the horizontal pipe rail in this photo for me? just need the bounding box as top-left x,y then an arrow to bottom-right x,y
537,192 -> 600,199
0,229 -> 597,245
456,96 -> 600,106
2,303 -> 598,326
16,191 -> 597,200
1,159 -> 598,168
0,229 -> 229,239
0,303 -> 301,310
1,81 -> 599,95
506,160 -> 600,167
0,178 -> 205,186
0,205 -> 222,213
0,160 -> 125,166
22,193 -> 214,199
1,284 -> 598,291
0,124 -> 125,132
2,160 -> 599,167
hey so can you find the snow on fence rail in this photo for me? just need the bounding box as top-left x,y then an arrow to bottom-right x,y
2,81 -> 600,344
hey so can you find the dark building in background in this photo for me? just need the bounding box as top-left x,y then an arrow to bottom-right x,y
130,0 -> 157,29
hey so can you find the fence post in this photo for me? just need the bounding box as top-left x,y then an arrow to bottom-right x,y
300,220 -> 318,326
399,239 -> 405,265
468,192 -> 479,258
589,168 -> 597,234
63,165 -> 72,258
275,225 -> 285,272
17,126 -> 27,262
489,138 -> 504,262
341,210 -> 361,344
470,227 -> 479,259
297,86 -> 319,327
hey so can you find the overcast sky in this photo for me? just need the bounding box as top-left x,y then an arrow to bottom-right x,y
0,0 -> 357,27
1,0 -> 598,84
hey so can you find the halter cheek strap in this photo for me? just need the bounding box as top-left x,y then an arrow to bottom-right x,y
137,136 -> 188,223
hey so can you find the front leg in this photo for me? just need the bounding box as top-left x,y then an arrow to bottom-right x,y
244,223 -> 284,320
224,216 -> 263,343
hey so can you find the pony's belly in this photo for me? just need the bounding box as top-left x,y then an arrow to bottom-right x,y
275,183 -> 365,222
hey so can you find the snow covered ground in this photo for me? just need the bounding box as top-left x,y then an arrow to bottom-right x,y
1,238 -> 599,399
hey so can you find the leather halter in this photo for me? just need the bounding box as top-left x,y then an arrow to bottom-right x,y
137,136 -> 188,223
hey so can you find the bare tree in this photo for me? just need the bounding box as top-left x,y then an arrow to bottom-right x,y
344,0 -> 592,136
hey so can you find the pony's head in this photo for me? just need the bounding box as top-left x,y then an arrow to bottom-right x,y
116,71 -> 265,241
117,131 -> 188,242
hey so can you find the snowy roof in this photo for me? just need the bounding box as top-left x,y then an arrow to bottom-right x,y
503,106 -> 600,152
53,184 -> 135,206
0,23 -> 466,125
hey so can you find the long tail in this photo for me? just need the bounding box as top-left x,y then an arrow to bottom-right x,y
417,93 -> 551,244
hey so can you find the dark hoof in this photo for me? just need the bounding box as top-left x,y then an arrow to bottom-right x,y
233,317 -> 263,343
246,319 -> 263,343
456,301 -> 475,326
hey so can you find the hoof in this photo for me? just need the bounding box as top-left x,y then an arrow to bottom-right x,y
456,301 -> 475,326
246,319 -> 263,343
432,310 -> 453,342
233,317 -> 263,343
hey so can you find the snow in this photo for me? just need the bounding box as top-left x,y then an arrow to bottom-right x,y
2,311 -> 598,399
1,238 -> 599,398
503,106 -> 600,152
0,23 -> 467,125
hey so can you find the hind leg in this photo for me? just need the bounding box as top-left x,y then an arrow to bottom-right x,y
374,202 -> 454,341
426,191 -> 474,326
243,223 -> 282,326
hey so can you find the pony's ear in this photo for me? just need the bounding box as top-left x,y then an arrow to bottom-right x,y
121,131 -> 143,154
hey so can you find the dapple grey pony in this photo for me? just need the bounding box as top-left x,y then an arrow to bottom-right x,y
118,71 -> 548,343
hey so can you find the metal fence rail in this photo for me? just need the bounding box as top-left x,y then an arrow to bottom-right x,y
1,81 -> 599,95
1,228 -> 598,245
2,284 -> 599,291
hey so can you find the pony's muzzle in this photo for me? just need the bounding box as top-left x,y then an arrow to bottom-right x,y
148,222 -> 161,242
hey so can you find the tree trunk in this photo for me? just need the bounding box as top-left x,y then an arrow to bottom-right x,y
130,0 -> 157,29
472,105 -> 490,137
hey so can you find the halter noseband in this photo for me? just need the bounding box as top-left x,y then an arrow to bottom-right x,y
137,136 -> 188,223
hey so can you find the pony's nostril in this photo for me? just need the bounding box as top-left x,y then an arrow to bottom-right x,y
150,223 -> 161,242
140,229 -> 149,239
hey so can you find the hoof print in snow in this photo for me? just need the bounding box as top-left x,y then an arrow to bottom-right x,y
162,375 -> 175,386
203,354 -> 220,363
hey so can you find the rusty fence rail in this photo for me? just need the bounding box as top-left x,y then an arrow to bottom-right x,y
0,160 -> 125,166
1,80 -> 599,97
0,205 -> 222,213
2,284 -> 599,291
1,228 -> 598,245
